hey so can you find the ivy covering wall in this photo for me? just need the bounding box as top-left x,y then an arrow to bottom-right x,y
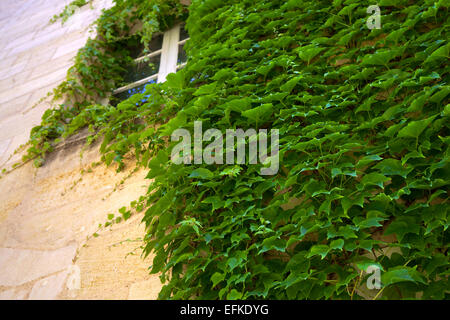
16,0 -> 450,299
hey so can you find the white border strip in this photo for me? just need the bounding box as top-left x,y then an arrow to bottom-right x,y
113,74 -> 158,94
134,49 -> 163,63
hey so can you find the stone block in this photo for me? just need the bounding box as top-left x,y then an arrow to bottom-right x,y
0,61 -> 27,82
0,243 -> 77,286
0,67 -> 66,104
52,35 -> 89,59
128,278 -> 162,300
28,270 -> 69,300
0,288 -> 28,300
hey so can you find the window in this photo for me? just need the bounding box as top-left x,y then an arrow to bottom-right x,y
112,23 -> 189,103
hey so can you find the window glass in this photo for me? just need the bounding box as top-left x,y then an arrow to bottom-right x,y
113,24 -> 189,105
147,33 -> 164,52
111,79 -> 156,106
177,44 -> 187,65
122,55 -> 160,85
127,33 -> 164,59
179,24 -> 189,41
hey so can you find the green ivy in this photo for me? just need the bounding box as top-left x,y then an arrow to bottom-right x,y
50,0 -> 93,24
142,0 -> 449,300
22,0 -> 449,300
24,0 -> 188,166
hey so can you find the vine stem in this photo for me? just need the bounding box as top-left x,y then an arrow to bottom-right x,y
350,269 -> 363,300
373,287 -> 385,300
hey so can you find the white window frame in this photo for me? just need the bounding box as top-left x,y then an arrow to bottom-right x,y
113,24 -> 188,95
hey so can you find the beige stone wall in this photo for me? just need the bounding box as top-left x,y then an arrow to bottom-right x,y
0,0 -> 162,299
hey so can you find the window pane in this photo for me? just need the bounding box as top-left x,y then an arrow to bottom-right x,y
112,79 -> 157,106
147,33 -> 164,52
177,44 -> 187,65
126,36 -> 144,59
180,24 -> 189,41
122,55 -> 160,85
128,33 -> 163,59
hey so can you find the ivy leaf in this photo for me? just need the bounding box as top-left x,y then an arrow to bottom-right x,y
150,251 -> 167,274
356,216 -> 385,229
382,267 -> 427,286
241,103 -> 274,125
159,211 -> 176,229
297,46 -> 324,64
361,49 -> 401,67
339,226 -> 359,239
227,257 -> 240,271
401,150 -> 425,165
256,62 -> 275,76
330,239 -> 344,250
373,159 -> 413,178
286,252 -> 310,273
384,217 -> 421,241
231,232 -> 251,244
277,272 -> 308,290
119,206 -> 131,220
424,43 -> 449,65
211,272 -> 225,288
429,86 -> 450,104
212,68 -> 234,81
385,27 -> 408,44
341,193 -> 365,216
224,97 -> 252,124
189,168 -> 214,179
227,289 -> 243,300
219,166 -> 242,178
280,76 -> 301,94
355,258 -> 384,272
424,254 -> 448,275
193,82 -> 217,96
302,179 -> 328,197
337,3 -> 359,16
356,154 -> 383,168
159,112 -> 187,136
331,168 -> 342,178
397,115 -> 437,139
202,196 -> 225,211
360,173 -> 391,189
307,245 -> 330,260
258,236 -> 286,254
165,71 -> 184,89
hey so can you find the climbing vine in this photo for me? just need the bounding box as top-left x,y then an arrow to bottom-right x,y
50,0 -> 93,24
16,0 -> 450,300
24,0 -> 187,167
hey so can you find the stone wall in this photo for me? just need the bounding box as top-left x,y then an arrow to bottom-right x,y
0,0 -> 162,300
